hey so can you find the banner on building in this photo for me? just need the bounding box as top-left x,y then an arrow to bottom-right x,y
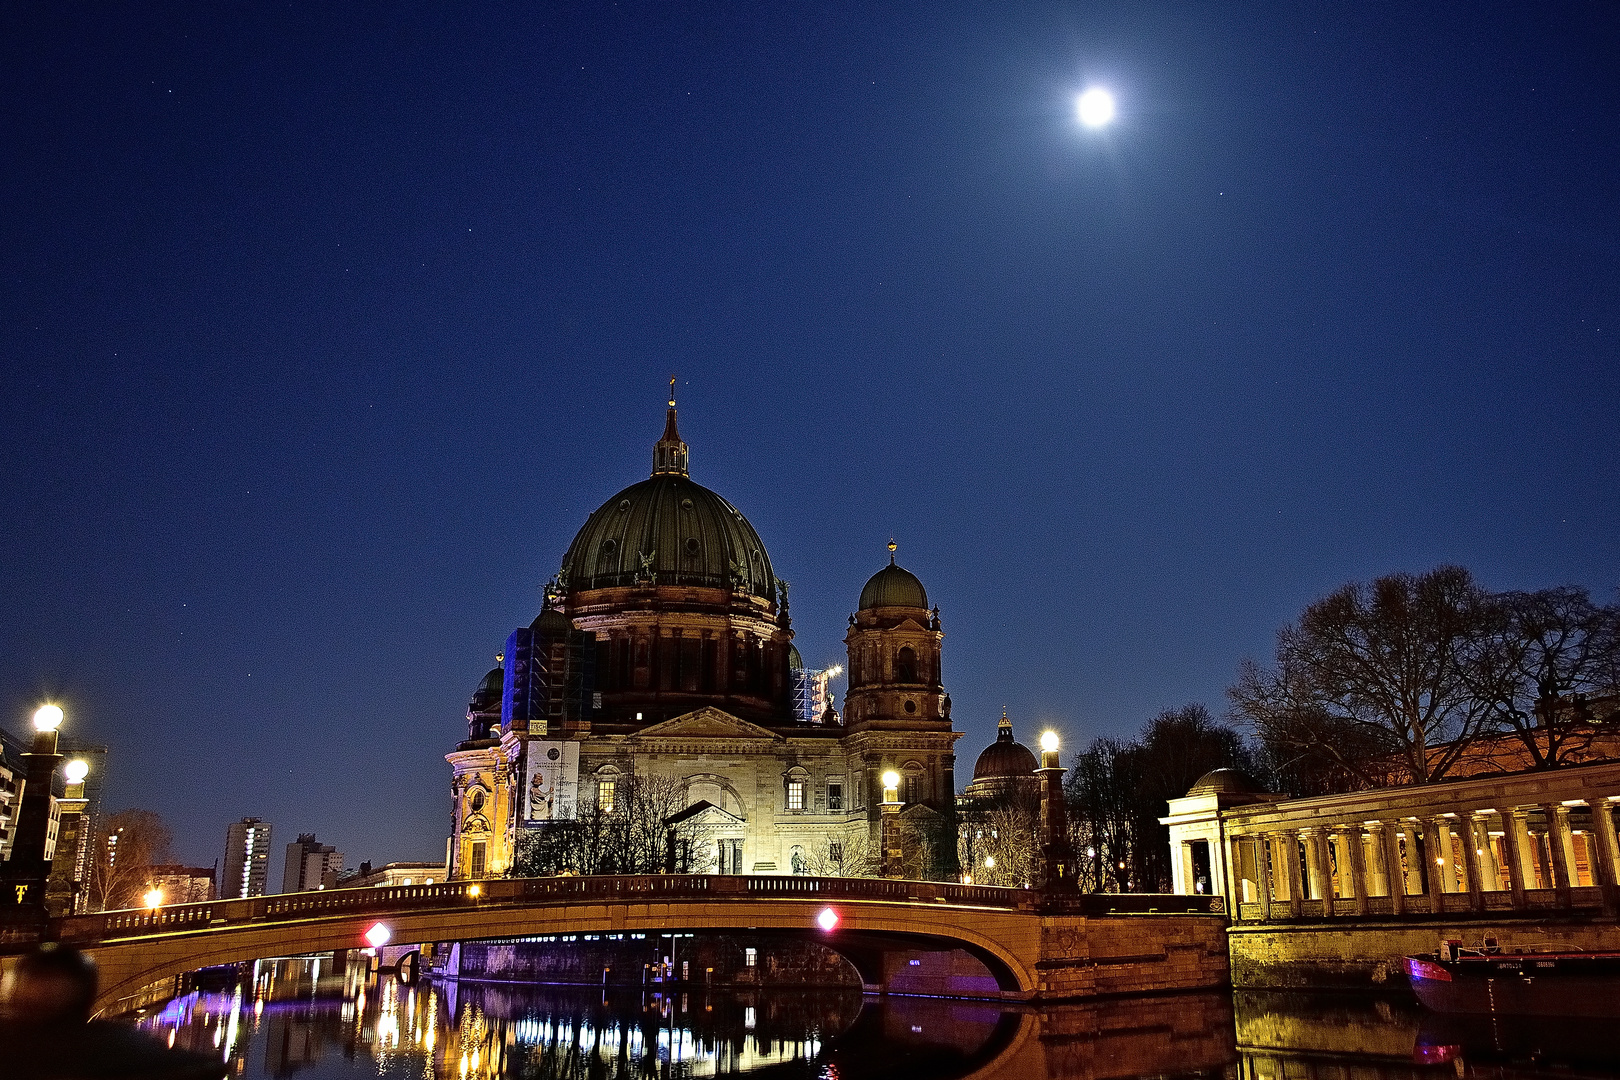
525,740 -> 579,822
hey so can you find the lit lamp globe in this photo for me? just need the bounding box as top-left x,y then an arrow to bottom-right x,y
143,887 -> 164,910
1039,731 -> 1059,753
881,771 -> 900,802
33,704 -> 64,732
64,760 -> 90,785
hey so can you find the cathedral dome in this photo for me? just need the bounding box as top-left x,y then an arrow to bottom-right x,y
859,555 -> 928,611
972,710 -> 1038,780
558,407 -> 776,603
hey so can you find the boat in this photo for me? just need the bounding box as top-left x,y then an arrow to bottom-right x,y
1405,939 -> 1620,1017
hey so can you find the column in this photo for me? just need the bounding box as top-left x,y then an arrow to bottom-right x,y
1255,835 -> 1275,922
1366,822 -> 1391,899
1380,821 -> 1406,915
1230,836 -> 1248,910
1461,814 -> 1486,912
1171,841 -> 1188,894
1302,829 -> 1327,911
1543,803 -> 1575,906
1501,809 -> 1531,909
1316,830 -> 1338,916
1590,798 -> 1620,917
1424,817 -> 1452,912
1339,825 -> 1369,916
1283,831 -> 1304,919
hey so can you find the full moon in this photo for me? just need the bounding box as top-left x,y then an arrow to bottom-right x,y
1076,87 -> 1115,128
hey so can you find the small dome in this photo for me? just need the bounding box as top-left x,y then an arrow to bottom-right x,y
859,563 -> 928,610
788,644 -> 804,670
531,605 -> 575,636
972,713 -> 1038,779
1187,768 -> 1264,797
469,666 -> 504,713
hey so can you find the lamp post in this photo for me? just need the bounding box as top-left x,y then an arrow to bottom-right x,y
880,770 -> 902,879
44,758 -> 91,916
2,705 -> 66,918
1037,731 -> 1078,892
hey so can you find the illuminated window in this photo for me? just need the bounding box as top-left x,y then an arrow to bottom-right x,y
744,948 -> 757,967
827,781 -> 843,811
598,779 -> 616,813
787,780 -> 805,810
470,841 -> 486,878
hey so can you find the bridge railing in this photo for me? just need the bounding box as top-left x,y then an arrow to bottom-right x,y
48,875 -> 1222,946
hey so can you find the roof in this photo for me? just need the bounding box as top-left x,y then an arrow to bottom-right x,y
558,409 -> 777,602
1186,768 -> 1266,797
859,562 -> 928,610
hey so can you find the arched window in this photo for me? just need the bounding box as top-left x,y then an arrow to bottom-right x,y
896,646 -> 917,683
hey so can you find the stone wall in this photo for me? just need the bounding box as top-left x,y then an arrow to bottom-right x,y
1037,915 -> 1231,999
1229,916 -> 1620,988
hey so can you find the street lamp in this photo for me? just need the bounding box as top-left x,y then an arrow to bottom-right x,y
143,887 -> 164,910
880,771 -> 903,879
1,704 -> 68,916
1035,730 -> 1078,892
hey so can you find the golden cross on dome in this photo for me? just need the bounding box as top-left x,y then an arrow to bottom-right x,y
668,375 -> 677,408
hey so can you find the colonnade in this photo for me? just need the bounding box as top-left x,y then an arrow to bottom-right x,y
1162,760 -> 1620,922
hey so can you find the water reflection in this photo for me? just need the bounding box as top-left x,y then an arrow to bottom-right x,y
129,958 -> 1620,1080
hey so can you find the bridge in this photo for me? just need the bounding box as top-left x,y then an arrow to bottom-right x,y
27,874 -> 1227,1015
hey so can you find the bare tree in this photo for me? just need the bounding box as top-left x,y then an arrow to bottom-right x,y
86,809 -> 173,911
1065,705 -> 1253,891
801,829 -> 881,877
511,773 -> 715,877
1231,566 -> 1494,787
1470,587 -> 1620,768
960,799 -> 1039,887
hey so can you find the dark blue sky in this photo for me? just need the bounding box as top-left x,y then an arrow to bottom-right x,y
2,3 -> 1616,870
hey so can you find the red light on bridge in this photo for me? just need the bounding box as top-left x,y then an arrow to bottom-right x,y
817,908 -> 839,932
365,922 -> 392,949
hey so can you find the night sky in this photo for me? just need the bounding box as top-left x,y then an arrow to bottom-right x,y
3,3 -> 1616,872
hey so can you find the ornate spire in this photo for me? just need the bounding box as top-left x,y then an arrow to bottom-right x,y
652,379 -> 689,476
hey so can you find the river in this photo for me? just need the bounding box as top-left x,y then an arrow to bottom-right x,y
132,957 -> 1620,1080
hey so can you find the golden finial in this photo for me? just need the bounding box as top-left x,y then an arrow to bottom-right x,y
1000,706 -> 1010,726
495,652 -> 504,664
668,375 -> 677,408
887,538 -> 897,564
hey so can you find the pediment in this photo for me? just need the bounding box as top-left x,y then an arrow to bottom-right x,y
665,799 -> 746,828
632,706 -> 783,742
892,617 -> 930,633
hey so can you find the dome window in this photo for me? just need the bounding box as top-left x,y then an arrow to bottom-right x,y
904,699 -> 917,714
685,537 -> 701,556
601,538 -> 617,556
680,498 -> 694,511
618,499 -> 631,512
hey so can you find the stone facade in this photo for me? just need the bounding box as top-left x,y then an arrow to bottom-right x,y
446,402 -> 961,881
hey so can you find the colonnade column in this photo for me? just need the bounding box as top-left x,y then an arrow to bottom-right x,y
1501,810 -> 1532,909
1365,822 -> 1390,900
1281,831 -> 1304,919
1302,829 -> 1330,916
1254,835 -> 1275,922
1461,814 -> 1486,912
1338,825 -> 1368,915
1591,797 -> 1620,917
1542,803 -> 1576,907
1424,817 -> 1450,911
1379,821 -> 1406,915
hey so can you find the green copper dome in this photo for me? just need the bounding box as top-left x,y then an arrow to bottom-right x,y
858,561 -> 928,610
557,407 -> 777,603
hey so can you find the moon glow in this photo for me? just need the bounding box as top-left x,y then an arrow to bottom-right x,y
1076,87 -> 1115,128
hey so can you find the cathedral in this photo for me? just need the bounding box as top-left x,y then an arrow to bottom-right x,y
446,395 -> 962,880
